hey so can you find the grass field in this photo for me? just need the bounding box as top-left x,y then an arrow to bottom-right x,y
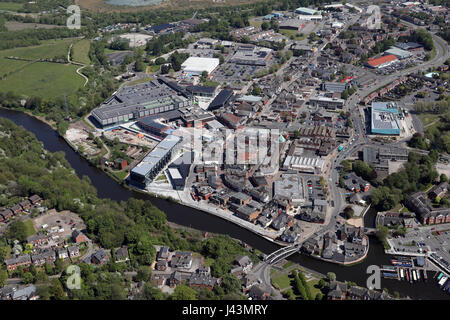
72,39 -> 91,65
5,21 -> 64,31
418,113 -> 440,126
0,2 -> 23,11
146,64 -> 160,73
0,38 -> 86,98
0,62 -> 85,98
272,274 -> 291,290
279,29 -> 307,40
0,39 -> 73,62
23,220 -> 36,237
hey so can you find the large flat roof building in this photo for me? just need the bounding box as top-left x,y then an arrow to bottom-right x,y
309,96 -> 345,110
365,54 -> 398,69
181,57 -> 220,76
230,46 -> 272,66
274,173 -> 305,204
371,102 -> 400,135
92,78 -> 192,127
295,7 -> 319,15
129,134 -> 181,189
384,47 -> 412,59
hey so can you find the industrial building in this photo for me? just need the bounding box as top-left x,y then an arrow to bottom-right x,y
283,155 -> 325,174
370,102 -> 401,135
186,85 -> 217,97
279,19 -> 305,31
230,45 -> 272,66
309,96 -> 345,109
383,47 -> 412,59
394,42 -> 424,52
208,89 -> 234,111
91,78 -> 193,127
181,57 -> 220,76
295,7 -> 319,15
129,134 -> 182,189
321,82 -> 350,93
273,174 -> 305,205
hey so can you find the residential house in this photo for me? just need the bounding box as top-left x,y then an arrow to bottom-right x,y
170,251 -> 193,269
115,246 -> 129,263
68,245 -> 80,258
19,200 -> 32,211
5,254 -> 32,271
72,230 -> 86,243
29,194 -> 42,205
91,250 -> 108,265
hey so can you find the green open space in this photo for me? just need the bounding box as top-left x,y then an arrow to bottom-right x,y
0,2 -> 23,11
72,39 -> 91,65
279,29 -> 307,40
23,220 -> 36,237
0,62 -> 85,98
272,273 -> 291,290
0,38 -> 73,62
418,113 -> 440,126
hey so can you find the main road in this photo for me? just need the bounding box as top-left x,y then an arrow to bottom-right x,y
314,23 -> 449,239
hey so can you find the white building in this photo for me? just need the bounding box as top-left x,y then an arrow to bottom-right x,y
181,57 -> 220,76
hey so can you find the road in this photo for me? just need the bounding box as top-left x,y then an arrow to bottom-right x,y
311,22 -> 449,240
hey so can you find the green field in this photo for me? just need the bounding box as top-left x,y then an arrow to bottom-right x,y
0,38 -> 86,98
0,39 -> 73,62
72,39 -> 91,65
272,274 -> 291,290
0,2 -> 23,11
23,220 -> 36,237
418,113 -> 440,126
279,29 -> 307,40
0,62 -> 85,98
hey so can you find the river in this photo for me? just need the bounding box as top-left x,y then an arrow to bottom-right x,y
0,108 -> 448,300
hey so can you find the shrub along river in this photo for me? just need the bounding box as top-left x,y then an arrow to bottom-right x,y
1,108 -> 448,299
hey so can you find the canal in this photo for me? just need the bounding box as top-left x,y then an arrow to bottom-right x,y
1,108 -> 448,300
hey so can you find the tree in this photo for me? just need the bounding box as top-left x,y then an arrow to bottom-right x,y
344,206 -> 354,219
49,279 -> 66,300
171,285 -> 197,300
326,272 -> 336,282
134,266 -> 151,282
7,221 -> 27,242
0,269 -> 7,287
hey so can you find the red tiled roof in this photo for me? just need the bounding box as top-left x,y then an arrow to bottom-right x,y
366,54 -> 398,67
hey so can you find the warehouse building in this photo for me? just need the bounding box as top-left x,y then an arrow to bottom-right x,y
208,89 -> 234,111
181,57 -> 220,76
230,46 -> 272,66
321,82 -> 350,93
279,19 -> 305,31
186,85 -> 217,97
274,174 -> 305,205
309,96 -> 345,109
383,47 -> 412,59
394,42 -> 424,52
295,7 -> 319,15
129,135 -> 182,189
370,102 -> 400,135
92,78 -> 192,127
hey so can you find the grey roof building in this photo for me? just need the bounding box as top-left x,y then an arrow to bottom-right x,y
92,77 -> 192,127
